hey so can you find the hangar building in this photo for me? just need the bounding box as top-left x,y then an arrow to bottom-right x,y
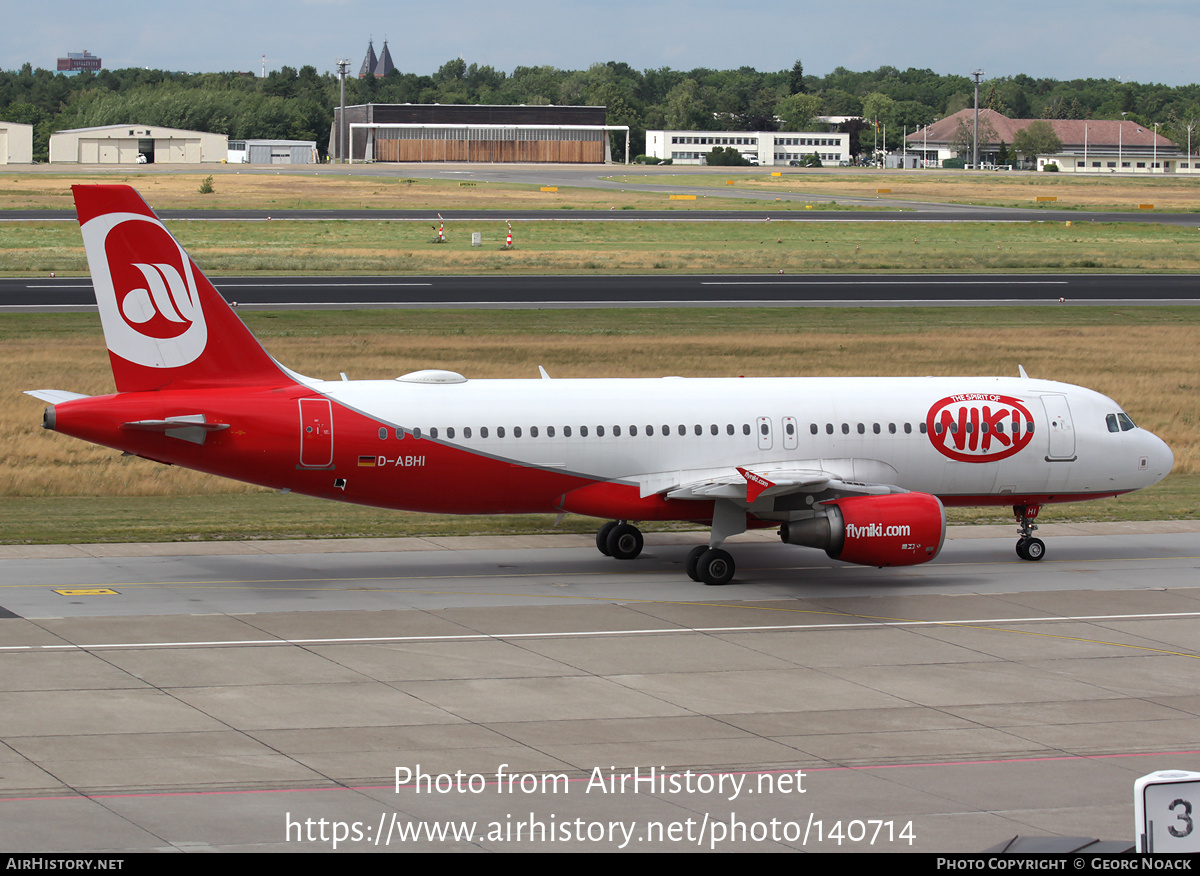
0,121 -> 34,164
330,104 -> 624,163
49,125 -> 228,164
228,139 -> 319,164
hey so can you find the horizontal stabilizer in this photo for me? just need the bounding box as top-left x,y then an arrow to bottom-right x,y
24,390 -> 91,404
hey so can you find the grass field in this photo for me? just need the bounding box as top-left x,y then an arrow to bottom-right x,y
0,171 -> 803,213
6,306 -> 1197,543
2,166 -> 1198,212
6,217 -> 1200,276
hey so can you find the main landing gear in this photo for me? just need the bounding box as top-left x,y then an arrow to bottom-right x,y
684,545 -> 736,586
596,520 -> 643,560
595,500 -> 746,586
1013,504 -> 1045,561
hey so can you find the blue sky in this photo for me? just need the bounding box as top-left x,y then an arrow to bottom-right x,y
4,0 -> 1197,87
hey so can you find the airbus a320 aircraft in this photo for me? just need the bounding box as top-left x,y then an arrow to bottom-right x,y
28,186 -> 1174,584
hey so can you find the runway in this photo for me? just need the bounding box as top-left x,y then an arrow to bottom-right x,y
4,272 -> 1199,312
2,522 -> 1199,852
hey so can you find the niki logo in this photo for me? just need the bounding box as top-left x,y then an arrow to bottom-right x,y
80,212 -> 208,369
926,394 -> 1035,463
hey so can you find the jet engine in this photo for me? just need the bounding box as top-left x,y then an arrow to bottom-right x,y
779,492 -> 945,567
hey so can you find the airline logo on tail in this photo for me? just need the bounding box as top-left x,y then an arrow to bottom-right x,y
80,212 -> 208,369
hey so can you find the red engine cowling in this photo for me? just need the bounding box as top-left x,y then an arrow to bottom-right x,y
780,492 -> 946,567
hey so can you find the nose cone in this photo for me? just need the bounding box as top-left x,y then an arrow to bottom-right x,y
1145,431 -> 1174,486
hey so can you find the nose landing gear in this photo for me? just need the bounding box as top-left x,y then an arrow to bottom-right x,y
1014,505 -> 1045,561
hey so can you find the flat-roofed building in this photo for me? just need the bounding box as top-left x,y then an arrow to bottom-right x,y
646,129 -> 851,167
57,50 -> 101,73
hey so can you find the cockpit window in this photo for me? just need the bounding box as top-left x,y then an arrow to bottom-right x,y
1117,412 -> 1136,431
1106,413 -> 1120,433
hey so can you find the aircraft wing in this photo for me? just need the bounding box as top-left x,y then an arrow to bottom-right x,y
639,460 -> 906,505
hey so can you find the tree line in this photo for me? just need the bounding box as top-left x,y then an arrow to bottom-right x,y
2,58 -> 1198,161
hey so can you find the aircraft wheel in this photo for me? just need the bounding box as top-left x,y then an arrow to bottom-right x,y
1023,537 -> 1046,561
607,523 -> 643,560
698,548 -> 735,586
1015,539 -> 1028,560
596,521 -> 618,556
685,545 -> 707,582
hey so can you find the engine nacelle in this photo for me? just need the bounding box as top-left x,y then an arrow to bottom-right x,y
780,492 -> 945,567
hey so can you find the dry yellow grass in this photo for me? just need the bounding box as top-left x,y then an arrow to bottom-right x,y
642,169 -> 1200,209
8,321 -> 1197,500
0,171 -> 754,212
5,166 -> 1199,211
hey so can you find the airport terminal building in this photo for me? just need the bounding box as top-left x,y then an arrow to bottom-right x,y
646,129 -> 851,167
330,104 -> 625,163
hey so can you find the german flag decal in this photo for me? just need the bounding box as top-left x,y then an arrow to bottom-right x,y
357,455 -> 378,467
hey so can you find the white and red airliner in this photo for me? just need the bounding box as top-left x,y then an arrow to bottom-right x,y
28,185 -> 1174,584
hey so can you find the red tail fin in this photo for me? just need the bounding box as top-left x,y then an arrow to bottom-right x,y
74,185 -> 288,393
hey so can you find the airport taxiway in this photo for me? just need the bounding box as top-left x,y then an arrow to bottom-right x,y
2,522 -> 1199,852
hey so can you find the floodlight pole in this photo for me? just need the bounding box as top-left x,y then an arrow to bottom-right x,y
971,69 -> 984,168
1119,111 -> 1127,172
336,59 -> 350,163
